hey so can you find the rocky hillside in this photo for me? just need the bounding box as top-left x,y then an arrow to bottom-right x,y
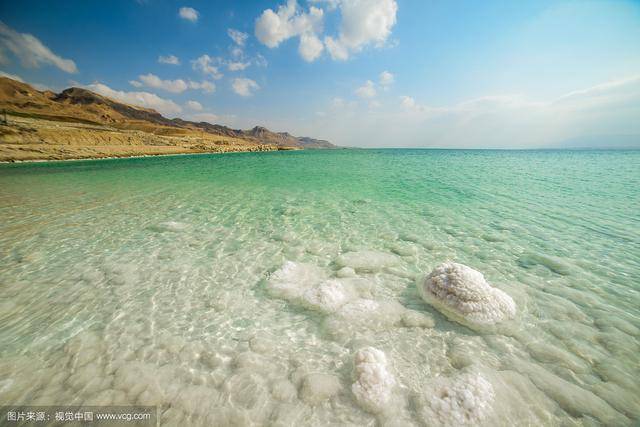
0,77 -> 336,149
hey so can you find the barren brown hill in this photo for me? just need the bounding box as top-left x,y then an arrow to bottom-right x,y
0,77 -> 335,161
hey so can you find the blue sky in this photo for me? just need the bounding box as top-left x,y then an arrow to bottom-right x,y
1,0 -> 639,147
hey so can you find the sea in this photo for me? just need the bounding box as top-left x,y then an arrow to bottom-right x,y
0,149 -> 638,425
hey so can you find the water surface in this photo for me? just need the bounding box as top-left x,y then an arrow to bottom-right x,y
1,149 -> 639,425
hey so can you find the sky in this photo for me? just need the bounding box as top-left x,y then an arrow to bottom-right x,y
0,0 -> 639,148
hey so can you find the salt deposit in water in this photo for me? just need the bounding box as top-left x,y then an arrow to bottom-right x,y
419,262 -> 516,330
417,370 -> 495,427
352,347 -> 396,413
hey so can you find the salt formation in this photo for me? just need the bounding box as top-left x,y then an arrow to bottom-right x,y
267,262 -> 369,314
419,262 -> 516,329
266,261 -> 328,301
418,371 -> 495,426
324,299 -> 406,343
351,347 -> 395,413
300,373 -> 342,404
302,280 -> 351,313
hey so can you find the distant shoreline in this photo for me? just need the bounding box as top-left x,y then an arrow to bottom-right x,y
3,145 -> 638,165
0,146 -> 299,164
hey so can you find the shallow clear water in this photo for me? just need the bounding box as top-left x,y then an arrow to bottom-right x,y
0,149 -> 639,426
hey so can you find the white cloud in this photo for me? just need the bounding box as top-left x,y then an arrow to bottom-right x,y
0,70 -> 23,82
255,0 -> 324,61
137,73 -> 188,93
324,36 -> 349,60
231,47 -> 243,58
254,0 -> 396,62
187,80 -> 215,93
185,100 -> 203,111
130,73 -> 215,94
400,95 -> 419,110
330,96 -> 356,110
355,80 -> 376,98
158,54 -> 180,65
84,82 -> 182,116
224,35 -> 264,72
299,33 -> 324,62
255,54 -> 268,67
317,75 -> 640,148
553,75 -> 640,110
179,7 -> 199,22
231,78 -> 259,97
227,61 -> 250,71
191,54 -> 223,79
309,0 -> 340,11
228,29 -> 249,47
379,70 -> 394,86
325,0 -> 398,60
0,21 -> 77,73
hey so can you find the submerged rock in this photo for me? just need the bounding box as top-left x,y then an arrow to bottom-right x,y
419,262 -> 516,330
352,347 -> 395,413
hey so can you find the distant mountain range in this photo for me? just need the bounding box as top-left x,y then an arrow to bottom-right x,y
0,76 -> 336,149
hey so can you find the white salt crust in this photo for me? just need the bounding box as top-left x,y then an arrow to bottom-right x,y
352,347 -> 396,413
266,262 -> 374,314
419,371 -> 495,427
419,262 -> 516,329
267,261 -> 433,346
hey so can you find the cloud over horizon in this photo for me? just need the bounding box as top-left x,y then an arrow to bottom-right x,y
309,75 -> 640,148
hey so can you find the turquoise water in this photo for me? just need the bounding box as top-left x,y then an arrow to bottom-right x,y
0,149 -> 639,425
